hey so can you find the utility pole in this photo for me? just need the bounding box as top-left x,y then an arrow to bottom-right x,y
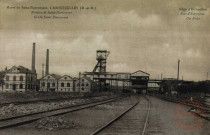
79,72 -> 81,92
161,73 -> 162,80
177,59 -> 180,81
207,72 -> 208,81
177,59 -> 180,98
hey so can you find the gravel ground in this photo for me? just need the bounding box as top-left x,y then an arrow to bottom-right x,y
0,95 -> 115,119
0,95 -> 207,135
147,96 -> 210,135
0,95 -> 138,135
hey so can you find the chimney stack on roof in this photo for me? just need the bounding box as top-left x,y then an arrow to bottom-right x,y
32,42 -> 36,72
46,49 -> 49,75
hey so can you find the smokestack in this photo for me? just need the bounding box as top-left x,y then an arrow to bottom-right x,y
42,64 -> 44,77
46,49 -> 49,75
32,43 -> 36,72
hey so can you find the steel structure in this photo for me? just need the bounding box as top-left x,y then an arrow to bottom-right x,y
93,50 -> 110,73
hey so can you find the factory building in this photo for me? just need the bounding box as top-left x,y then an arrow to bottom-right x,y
58,75 -> 74,92
1,43 -> 37,92
3,66 -> 37,92
130,70 -> 150,93
39,74 -> 61,92
75,77 -> 96,92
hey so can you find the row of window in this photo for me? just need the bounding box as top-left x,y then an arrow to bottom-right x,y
77,83 -> 89,86
5,76 -> 36,81
6,76 -> 23,81
42,82 -> 71,87
41,82 -> 89,87
5,84 -> 34,89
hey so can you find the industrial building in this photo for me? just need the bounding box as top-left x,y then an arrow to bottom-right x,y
82,50 -> 150,93
75,76 -> 96,92
3,66 -> 37,92
0,42 -> 150,93
58,75 -> 74,92
2,43 -> 37,92
39,74 -> 61,92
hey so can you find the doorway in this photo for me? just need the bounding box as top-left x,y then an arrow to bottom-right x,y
12,84 -> 16,90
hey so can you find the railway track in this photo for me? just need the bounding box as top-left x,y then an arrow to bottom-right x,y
91,95 -> 151,135
0,96 -> 126,130
0,95 -> 108,107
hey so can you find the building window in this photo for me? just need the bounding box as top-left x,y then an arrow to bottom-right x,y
97,75 -> 100,77
77,83 -> 79,86
48,76 -> 50,79
67,83 -> 70,87
42,82 -> 45,86
104,75 -> 107,77
65,77 -> 67,80
6,83 -> 9,89
6,76 -> 9,81
61,83 -> 64,87
82,83 -> 84,86
82,79 -> 84,82
52,83 -> 55,87
13,76 -> 16,81
20,84 -> 23,89
20,76 -> 23,81
82,87 -> 84,90
47,83 -> 50,88
86,83 -> 89,86
111,75 -> 114,77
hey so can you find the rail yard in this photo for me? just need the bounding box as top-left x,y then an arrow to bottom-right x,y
0,43 -> 209,135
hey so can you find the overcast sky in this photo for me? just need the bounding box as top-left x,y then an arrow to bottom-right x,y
0,0 -> 209,81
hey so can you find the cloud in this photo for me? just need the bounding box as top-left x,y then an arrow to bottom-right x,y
78,10 -> 162,29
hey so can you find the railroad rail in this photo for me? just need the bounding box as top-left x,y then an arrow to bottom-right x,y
91,95 -> 151,135
0,96 -> 126,130
0,94 -> 108,107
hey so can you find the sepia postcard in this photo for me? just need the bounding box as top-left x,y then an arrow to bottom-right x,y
0,0 -> 209,135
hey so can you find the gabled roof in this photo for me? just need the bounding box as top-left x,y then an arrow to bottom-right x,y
131,70 -> 150,76
40,74 -> 61,80
58,75 -> 73,80
51,74 -> 61,79
79,76 -> 95,83
7,66 -> 36,74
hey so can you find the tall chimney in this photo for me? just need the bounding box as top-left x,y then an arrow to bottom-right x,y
32,43 -> 36,72
46,49 -> 49,75
42,64 -> 44,77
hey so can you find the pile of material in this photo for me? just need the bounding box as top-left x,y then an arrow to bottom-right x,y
35,116 -> 78,131
0,95 -> 116,119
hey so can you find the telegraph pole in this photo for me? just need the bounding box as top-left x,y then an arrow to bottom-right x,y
177,59 -> 180,81
79,72 -> 81,92
177,59 -> 180,98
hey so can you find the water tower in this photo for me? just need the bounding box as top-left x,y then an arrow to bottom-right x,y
93,50 -> 110,73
